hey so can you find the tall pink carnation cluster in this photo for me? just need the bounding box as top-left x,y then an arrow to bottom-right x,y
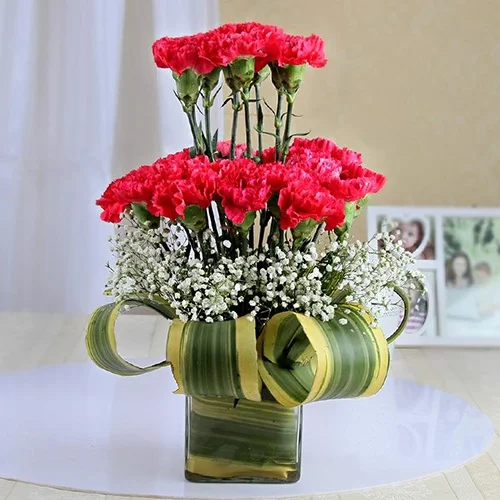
97,22 -> 386,238
152,22 -> 327,75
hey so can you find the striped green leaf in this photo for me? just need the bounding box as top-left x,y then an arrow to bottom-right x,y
257,306 -> 392,407
85,296 -> 176,376
167,315 -> 261,402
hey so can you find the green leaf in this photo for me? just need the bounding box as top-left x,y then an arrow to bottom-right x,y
211,128 -> 219,152
85,296 -> 176,376
183,205 -> 207,231
257,308 -> 391,407
167,316 -> 261,401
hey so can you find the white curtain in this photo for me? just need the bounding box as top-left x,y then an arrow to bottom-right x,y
0,0 -> 219,314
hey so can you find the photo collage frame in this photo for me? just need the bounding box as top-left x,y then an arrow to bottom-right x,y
367,207 -> 500,346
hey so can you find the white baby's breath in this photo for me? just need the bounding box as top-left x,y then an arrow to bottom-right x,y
106,218 -> 422,325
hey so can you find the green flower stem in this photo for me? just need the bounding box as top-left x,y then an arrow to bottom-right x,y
249,223 -> 255,249
279,228 -> 285,247
275,90 -> 284,161
240,232 -> 248,256
186,108 -> 201,154
281,99 -> 294,162
258,210 -> 269,254
242,89 -> 253,159
254,84 -> 264,160
196,232 -> 208,265
230,93 -> 241,160
203,94 -> 214,160
267,218 -> 279,250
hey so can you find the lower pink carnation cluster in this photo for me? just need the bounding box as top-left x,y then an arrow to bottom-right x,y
96,138 -> 385,230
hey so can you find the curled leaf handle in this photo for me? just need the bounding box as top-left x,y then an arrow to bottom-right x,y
85,296 -> 176,376
384,283 -> 411,345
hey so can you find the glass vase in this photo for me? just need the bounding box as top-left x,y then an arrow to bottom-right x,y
185,396 -> 302,483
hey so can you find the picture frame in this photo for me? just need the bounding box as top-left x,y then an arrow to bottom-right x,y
367,207 -> 500,346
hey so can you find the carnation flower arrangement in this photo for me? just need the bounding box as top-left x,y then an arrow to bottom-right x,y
86,22 -> 422,484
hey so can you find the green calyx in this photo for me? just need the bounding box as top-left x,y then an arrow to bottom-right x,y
292,218 -> 318,245
253,64 -> 271,85
223,57 -> 256,93
270,63 -> 306,101
130,203 -> 160,229
173,69 -> 201,110
183,205 -> 208,231
202,67 -> 222,93
235,211 -> 257,235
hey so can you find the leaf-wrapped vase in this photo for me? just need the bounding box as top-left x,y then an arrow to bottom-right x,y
185,396 -> 302,483
86,299 -> 407,484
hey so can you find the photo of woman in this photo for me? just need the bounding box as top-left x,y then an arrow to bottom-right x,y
444,217 -> 500,338
445,251 -> 473,289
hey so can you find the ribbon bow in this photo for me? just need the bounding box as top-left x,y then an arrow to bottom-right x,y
86,292 -> 408,407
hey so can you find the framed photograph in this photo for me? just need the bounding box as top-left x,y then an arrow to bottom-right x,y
368,207 -> 500,346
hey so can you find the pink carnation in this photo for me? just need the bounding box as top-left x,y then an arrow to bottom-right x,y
277,174 -> 345,230
152,155 -> 216,220
286,137 -> 385,201
277,34 -> 327,68
200,23 -> 285,71
152,34 -> 216,75
215,158 -> 272,224
216,141 -> 256,159
96,165 -> 160,223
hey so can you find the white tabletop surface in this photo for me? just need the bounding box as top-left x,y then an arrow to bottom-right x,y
1,312 -> 500,500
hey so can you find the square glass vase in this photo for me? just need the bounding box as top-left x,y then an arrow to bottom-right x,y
185,396 -> 302,483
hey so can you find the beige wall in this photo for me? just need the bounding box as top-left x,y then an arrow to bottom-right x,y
220,0 -> 500,239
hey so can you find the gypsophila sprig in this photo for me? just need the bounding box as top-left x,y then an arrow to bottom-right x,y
320,233 -> 425,323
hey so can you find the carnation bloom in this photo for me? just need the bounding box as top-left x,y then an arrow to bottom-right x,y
216,141 -> 255,159
277,34 -> 327,68
152,155 -> 216,220
324,164 -> 386,202
96,165 -> 160,223
286,137 -> 385,201
200,22 -> 285,71
215,158 -> 272,224
152,33 -> 216,75
277,174 -> 345,230
96,149 -> 205,223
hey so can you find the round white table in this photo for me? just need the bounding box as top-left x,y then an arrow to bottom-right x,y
0,313 -> 499,500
